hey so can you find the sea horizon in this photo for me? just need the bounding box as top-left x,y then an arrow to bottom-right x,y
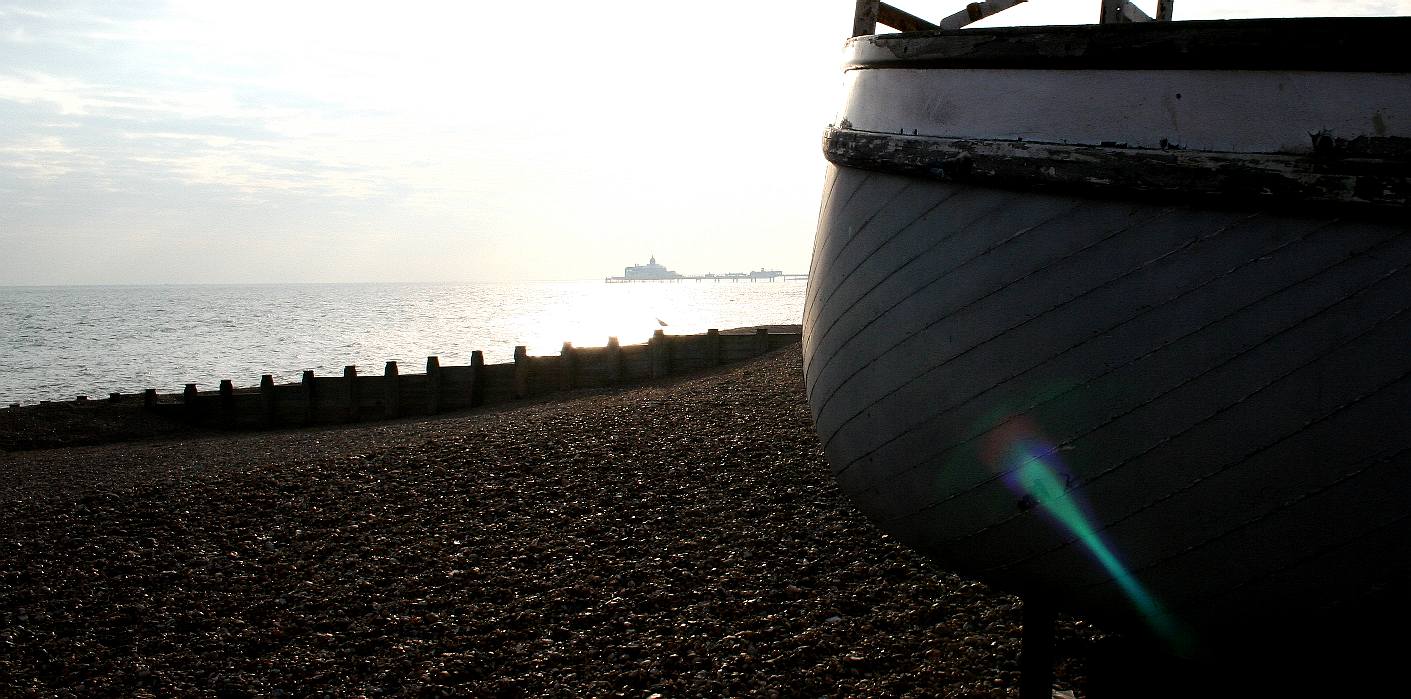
0,278 -> 678,289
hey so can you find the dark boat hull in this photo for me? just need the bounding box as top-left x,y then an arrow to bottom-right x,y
804,163 -> 1411,651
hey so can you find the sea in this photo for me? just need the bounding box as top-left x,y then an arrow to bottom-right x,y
0,280 -> 806,405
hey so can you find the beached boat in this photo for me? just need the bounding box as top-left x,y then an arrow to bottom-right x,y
804,0 -> 1411,672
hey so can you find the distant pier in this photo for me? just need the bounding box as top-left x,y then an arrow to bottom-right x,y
607,256 -> 805,283
605,272 -> 808,283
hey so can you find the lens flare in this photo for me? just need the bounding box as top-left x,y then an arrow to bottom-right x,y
984,418 -> 1189,651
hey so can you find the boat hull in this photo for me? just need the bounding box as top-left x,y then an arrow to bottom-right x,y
803,162 -> 1411,651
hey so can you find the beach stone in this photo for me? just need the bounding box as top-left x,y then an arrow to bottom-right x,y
0,350 -> 1101,697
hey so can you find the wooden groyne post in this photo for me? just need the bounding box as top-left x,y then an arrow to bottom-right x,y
470,351 -> 485,408
260,374 -> 277,427
343,366 -> 359,422
218,379 -> 233,410
606,336 -> 623,384
384,361 -> 400,419
184,383 -> 199,423
649,329 -> 671,378
560,342 -> 577,391
426,356 -> 443,414
513,346 -> 529,399
301,370 -> 316,425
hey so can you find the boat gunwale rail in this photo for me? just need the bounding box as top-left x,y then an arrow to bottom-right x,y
844,16 -> 1411,73
823,127 -> 1411,213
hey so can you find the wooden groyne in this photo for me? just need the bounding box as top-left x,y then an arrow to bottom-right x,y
64,327 -> 800,431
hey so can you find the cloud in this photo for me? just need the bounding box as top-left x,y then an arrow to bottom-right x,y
0,134 -> 96,179
0,71 -> 94,114
0,0 -> 816,211
0,67 -> 401,201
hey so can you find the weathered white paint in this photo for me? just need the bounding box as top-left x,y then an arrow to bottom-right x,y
837,67 -> 1409,154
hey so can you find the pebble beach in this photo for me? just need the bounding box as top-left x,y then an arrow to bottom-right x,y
1,348 -> 1101,697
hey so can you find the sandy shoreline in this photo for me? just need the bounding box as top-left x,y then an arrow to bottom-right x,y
2,348 -> 1100,696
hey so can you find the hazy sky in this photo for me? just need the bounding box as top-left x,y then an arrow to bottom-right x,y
2,0 -> 1406,285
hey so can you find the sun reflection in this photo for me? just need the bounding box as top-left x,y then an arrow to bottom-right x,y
516,281 -> 806,357
982,417 -> 1190,651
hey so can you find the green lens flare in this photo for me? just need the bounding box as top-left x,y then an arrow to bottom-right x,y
1002,436 -> 1191,652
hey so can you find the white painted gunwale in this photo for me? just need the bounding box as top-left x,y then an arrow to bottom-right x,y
836,68 -> 1409,155
837,18 -> 1411,156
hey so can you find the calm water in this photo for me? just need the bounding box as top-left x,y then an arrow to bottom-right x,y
0,280 -> 806,404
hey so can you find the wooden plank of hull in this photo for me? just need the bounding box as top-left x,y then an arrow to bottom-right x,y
816,207 -> 1405,490
803,163 -> 1411,654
